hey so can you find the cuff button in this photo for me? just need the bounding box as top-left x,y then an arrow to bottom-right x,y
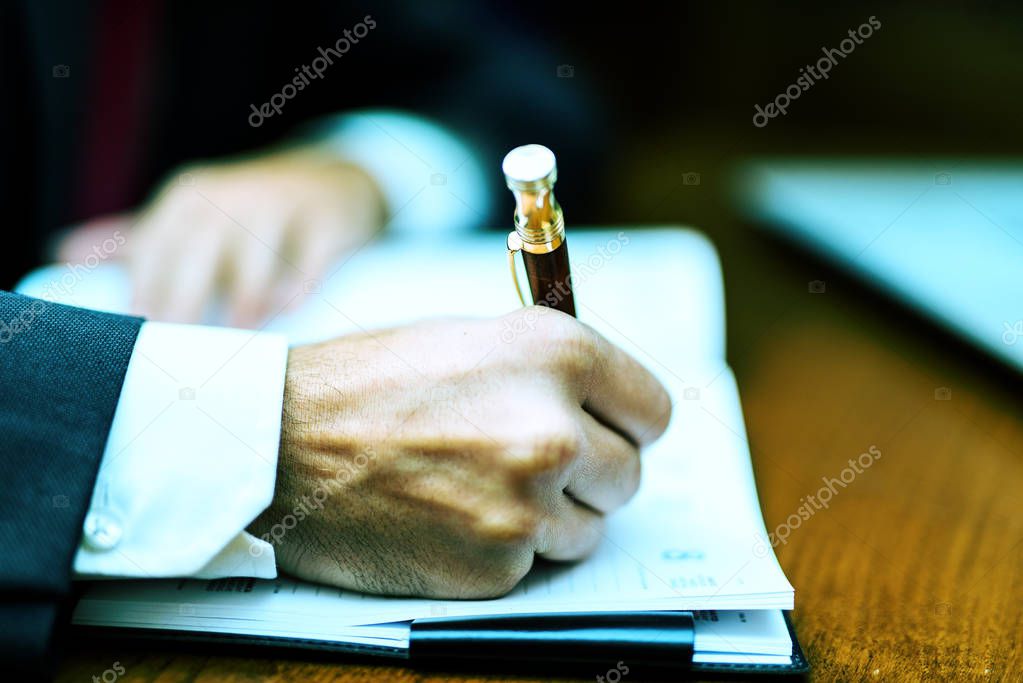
83,510 -> 123,551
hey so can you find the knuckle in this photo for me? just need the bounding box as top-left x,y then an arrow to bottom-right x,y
536,310 -> 587,347
498,309 -> 598,381
505,421 -> 579,476
540,315 -> 598,378
471,506 -> 543,544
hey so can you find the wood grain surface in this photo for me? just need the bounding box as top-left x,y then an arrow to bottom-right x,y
56,142 -> 1023,681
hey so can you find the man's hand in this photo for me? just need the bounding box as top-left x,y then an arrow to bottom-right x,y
249,308 -> 671,599
126,147 -> 384,326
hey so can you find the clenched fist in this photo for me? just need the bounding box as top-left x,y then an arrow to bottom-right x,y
249,308 -> 671,599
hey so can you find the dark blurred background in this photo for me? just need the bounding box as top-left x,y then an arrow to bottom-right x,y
3,0 -> 1022,306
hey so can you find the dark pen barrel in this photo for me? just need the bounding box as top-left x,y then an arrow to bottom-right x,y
522,240 -> 576,317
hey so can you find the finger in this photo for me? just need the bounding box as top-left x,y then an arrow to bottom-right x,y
160,222 -> 229,323
273,219 -> 343,311
130,207 -> 192,318
576,323 -> 673,447
564,410 -> 641,514
536,495 -> 605,561
225,222 -> 288,327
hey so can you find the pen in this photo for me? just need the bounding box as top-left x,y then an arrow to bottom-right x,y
503,144 -> 576,317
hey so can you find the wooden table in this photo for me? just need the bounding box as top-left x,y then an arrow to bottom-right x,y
57,144 -> 1023,681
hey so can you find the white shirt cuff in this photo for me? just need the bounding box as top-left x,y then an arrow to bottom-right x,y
307,108 -> 491,235
73,321 -> 288,579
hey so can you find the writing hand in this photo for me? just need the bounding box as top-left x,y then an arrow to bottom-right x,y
250,308 -> 671,598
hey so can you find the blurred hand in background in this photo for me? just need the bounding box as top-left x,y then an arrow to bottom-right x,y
55,146 -> 385,327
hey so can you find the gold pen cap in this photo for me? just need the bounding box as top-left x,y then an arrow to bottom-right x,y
503,144 -> 564,250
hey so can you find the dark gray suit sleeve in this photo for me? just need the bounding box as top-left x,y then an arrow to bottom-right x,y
0,290 -> 142,675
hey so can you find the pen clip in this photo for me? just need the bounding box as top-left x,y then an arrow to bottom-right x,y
507,231 -> 528,307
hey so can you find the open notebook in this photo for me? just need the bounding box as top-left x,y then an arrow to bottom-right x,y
17,228 -> 804,675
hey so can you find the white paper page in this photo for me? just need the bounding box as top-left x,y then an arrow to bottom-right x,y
692,609 -> 792,656
693,653 -> 793,665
